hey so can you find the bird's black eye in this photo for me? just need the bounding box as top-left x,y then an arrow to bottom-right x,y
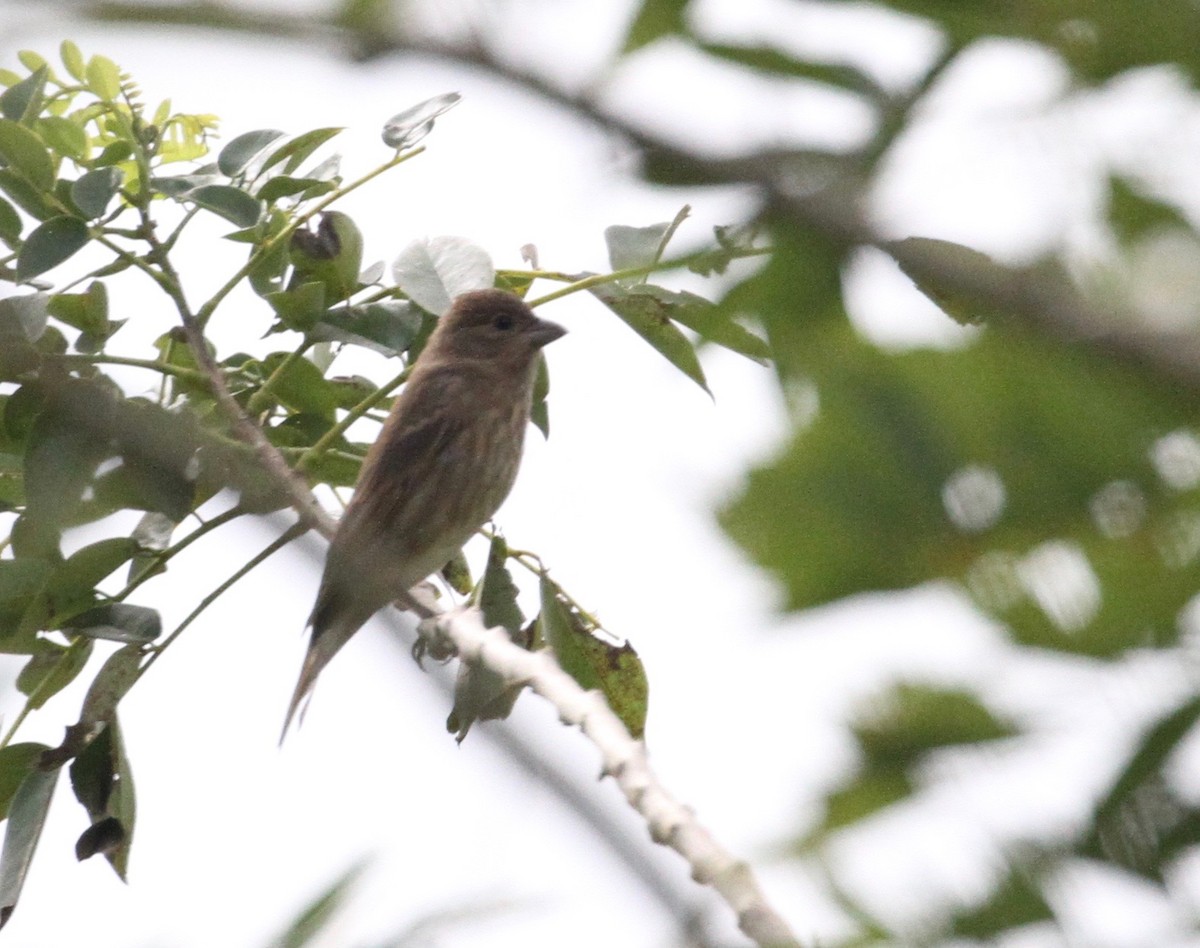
494,313 -> 514,331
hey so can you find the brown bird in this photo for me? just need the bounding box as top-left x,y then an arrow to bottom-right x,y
282,288 -> 566,738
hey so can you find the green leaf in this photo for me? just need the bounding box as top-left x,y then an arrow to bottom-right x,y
0,293 -> 49,341
59,41 -> 85,82
392,235 -> 494,315
48,281 -> 108,336
35,116 -> 87,161
288,211 -> 363,302
257,175 -> 336,204
852,684 -> 1017,766
590,283 -> 710,394
1107,176 -> 1191,246
720,322 -> 1197,655
0,67 -> 47,123
622,0 -> 691,53
890,236 -> 1009,326
265,282 -> 327,333
217,128 -> 286,177
310,300 -> 422,356
699,43 -> 881,97
71,168 -> 122,220
268,860 -> 367,948
0,744 -> 48,821
69,717 -> 135,878
259,351 -> 339,420
0,118 -> 54,191
16,638 -> 94,710
640,284 -> 770,364
808,767 -> 913,843
539,575 -> 648,738
259,127 -> 343,176
68,603 -> 161,644
0,168 -> 52,220
1078,694 -> 1200,881
16,216 -> 89,282
448,535 -> 530,742
0,194 -> 20,248
49,538 -> 138,606
186,184 -> 261,228
91,140 -> 132,168
0,764 -> 59,929
84,55 -> 122,101
76,646 -> 142,729
950,864 -> 1055,938
23,386 -> 110,528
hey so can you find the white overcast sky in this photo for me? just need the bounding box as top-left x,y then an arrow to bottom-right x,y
3,2 -> 1200,947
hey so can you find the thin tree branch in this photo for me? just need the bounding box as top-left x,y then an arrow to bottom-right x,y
422,608 -> 802,948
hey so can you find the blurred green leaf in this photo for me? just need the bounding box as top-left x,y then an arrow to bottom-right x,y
721,323 -> 1196,655
1077,695 -> 1200,881
268,860 -> 367,948
1107,177 -> 1191,246
950,863 -> 1055,938
876,0 -> 1200,84
699,43 -> 881,97
622,0 -> 691,53
853,684 -> 1016,764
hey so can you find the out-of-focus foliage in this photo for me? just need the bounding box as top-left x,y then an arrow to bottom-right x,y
618,0 -> 1200,943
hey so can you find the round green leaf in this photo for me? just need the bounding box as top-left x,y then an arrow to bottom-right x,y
59,41 -> 85,81
84,55 -> 122,101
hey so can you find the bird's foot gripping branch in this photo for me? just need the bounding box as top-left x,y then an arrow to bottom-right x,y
0,43 -> 795,945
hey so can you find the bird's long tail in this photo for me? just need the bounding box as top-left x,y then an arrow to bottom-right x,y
280,594 -> 374,744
